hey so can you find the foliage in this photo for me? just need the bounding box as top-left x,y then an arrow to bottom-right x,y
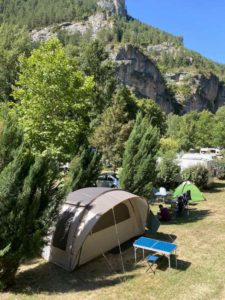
181,165 -> 209,188
0,113 -> 23,172
166,82 -> 192,97
156,47 -> 225,81
213,106 -> 225,148
120,112 -> 160,197
216,164 -> 225,180
136,99 -> 167,134
156,156 -> 181,190
12,38 -> 94,160
194,110 -> 215,148
90,86 -> 135,170
64,146 -> 102,192
166,112 -> 199,151
0,0 -> 98,29
113,17 -> 183,47
166,109 -> 225,151
0,147 -> 64,290
0,24 -> 32,102
79,40 -> 116,120
159,137 -> 180,156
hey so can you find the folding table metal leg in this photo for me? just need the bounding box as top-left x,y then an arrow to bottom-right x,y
134,247 -> 137,263
175,250 -> 177,268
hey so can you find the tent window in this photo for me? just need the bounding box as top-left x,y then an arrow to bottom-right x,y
92,203 -> 130,233
52,210 -> 74,251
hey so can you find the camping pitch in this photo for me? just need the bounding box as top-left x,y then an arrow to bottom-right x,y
173,181 -> 205,202
42,187 -> 148,271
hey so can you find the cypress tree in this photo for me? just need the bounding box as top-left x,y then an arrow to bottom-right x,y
64,146 -> 102,192
0,147 -> 64,290
120,112 -> 160,197
90,86 -> 136,171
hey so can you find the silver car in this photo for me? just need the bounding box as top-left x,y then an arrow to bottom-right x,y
96,173 -> 119,188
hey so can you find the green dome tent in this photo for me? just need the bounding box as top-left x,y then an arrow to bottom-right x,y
173,181 -> 205,202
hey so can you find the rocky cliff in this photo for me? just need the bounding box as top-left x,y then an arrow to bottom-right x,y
30,0 -> 225,115
110,45 -> 225,114
165,71 -> 225,113
32,0 -> 126,42
32,13 -> 113,42
110,45 -> 174,113
97,0 -> 127,16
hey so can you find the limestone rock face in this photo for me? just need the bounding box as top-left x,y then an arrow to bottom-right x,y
215,84 -> 225,110
165,72 -> 225,113
113,0 -> 127,16
31,13 -> 113,42
110,45 -> 225,114
97,0 -> 127,16
111,45 -> 174,113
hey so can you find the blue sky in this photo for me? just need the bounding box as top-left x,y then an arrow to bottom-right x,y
126,0 -> 225,64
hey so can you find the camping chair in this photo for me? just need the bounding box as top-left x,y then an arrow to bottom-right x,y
146,254 -> 160,274
145,210 -> 160,237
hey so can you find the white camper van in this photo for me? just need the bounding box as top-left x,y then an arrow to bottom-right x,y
178,153 -> 215,184
200,148 -> 221,157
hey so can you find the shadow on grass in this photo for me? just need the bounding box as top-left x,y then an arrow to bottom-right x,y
10,259 -> 139,295
156,256 -> 191,272
160,208 -> 212,225
204,181 -> 225,194
10,237 -> 144,295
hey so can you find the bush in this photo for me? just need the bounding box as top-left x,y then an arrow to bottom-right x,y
182,165 -> 209,188
156,157 -> 181,190
215,161 -> 225,180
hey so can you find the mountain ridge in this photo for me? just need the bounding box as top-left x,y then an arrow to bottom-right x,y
0,0 -> 224,113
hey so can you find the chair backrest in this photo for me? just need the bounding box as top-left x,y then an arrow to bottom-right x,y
146,210 -> 160,235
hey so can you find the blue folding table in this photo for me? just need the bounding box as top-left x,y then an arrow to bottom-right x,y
133,237 -> 177,268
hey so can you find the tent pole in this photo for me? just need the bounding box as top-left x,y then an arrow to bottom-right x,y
112,207 -> 125,273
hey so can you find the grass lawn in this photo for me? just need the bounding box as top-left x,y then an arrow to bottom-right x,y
2,181 -> 225,300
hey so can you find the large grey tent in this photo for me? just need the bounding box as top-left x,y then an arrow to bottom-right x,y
42,187 -> 148,271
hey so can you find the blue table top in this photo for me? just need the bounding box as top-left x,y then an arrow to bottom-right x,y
133,237 -> 177,254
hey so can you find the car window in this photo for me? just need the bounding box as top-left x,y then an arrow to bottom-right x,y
98,175 -> 107,181
107,176 -> 114,182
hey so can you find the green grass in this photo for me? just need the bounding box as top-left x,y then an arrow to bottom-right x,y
2,181 -> 225,300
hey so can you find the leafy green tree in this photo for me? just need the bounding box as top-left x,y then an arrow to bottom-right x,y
0,147 -> 64,290
114,86 -> 138,120
12,38 -> 94,160
182,165 -> 209,188
79,40 -> 116,119
194,110 -> 214,148
120,113 -> 160,197
0,113 -> 23,172
159,137 -> 180,156
64,146 -> 102,192
137,99 -> 167,134
0,24 -> 32,102
156,156 -> 181,190
0,0 -> 98,28
166,112 -> 198,151
213,106 -> 225,148
90,87 -> 135,170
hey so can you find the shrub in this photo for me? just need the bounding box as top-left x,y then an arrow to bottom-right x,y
215,161 -> 225,180
156,157 -> 181,190
182,165 -> 209,188
120,113 -> 160,198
